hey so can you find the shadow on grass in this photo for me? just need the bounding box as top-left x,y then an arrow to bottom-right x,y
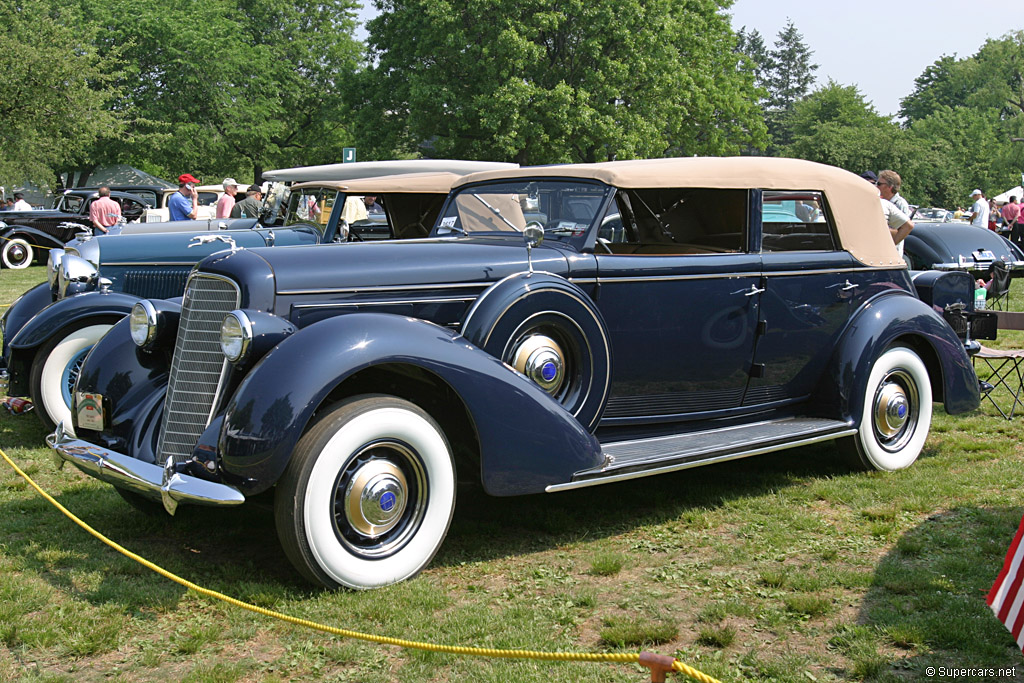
847,505 -> 1024,677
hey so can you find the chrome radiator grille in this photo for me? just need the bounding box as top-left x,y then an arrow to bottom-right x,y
156,274 -> 240,465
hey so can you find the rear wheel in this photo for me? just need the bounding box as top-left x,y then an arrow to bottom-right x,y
2,238 -> 33,269
275,395 -> 456,589
846,346 -> 932,471
30,323 -> 113,433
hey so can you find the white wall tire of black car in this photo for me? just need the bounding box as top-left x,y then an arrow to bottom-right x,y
30,323 -> 113,434
2,238 -> 34,269
275,395 -> 456,590
849,345 -> 933,471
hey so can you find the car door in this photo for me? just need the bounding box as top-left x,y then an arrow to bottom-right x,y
593,188 -> 762,422
748,190 -> 859,406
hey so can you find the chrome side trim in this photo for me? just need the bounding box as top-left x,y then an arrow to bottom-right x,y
544,428 -> 857,493
47,423 -> 244,512
292,296 -> 477,309
278,281 -> 491,296
103,261 -> 205,266
583,266 -> 895,285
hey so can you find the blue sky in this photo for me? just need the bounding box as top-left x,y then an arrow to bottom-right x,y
355,0 -> 1018,118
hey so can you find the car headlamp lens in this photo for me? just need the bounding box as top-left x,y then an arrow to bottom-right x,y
47,249 -> 65,287
220,311 -> 251,362
129,301 -> 158,347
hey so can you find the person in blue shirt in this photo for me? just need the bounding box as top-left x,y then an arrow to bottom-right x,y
168,173 -> 200,221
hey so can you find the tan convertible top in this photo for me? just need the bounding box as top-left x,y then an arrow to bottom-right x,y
290,171 -> 461,194
453,157 -> 902,267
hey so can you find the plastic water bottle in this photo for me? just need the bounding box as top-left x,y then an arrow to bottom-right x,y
975,285 -> 987,311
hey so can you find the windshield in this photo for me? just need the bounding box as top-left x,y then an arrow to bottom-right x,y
56,195 -> 85,213
436,179 -> 612,241
285,186 -> 339,235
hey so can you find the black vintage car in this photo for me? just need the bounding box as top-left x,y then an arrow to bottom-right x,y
52,157 -> 989,590
0,189 -> 150,268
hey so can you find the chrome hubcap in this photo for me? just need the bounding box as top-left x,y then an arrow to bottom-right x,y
344,459 -> 408,538
872,369 -> 918,450
511,334 -> 564,393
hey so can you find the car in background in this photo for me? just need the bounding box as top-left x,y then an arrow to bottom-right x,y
0,189 -> 151,268
51,157 -> 987,590
141,184 -> 229,223
3,171 -> 463,433
903,220 -> 1024,277
912,207 -> 952,222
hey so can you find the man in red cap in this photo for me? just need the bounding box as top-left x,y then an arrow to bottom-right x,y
168,173 -> 200,221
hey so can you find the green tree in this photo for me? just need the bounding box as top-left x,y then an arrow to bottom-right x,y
734,26 -> 770,105
359,0 -> 766,164
83,0 -> 364,182
765,19 -> 817,113
0,0 -> 123,187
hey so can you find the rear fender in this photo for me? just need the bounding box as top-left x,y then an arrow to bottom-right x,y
817,292 -> 980,421
218,312 -> 602,496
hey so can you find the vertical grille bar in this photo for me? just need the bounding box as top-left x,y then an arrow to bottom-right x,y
156,274 -> 240,465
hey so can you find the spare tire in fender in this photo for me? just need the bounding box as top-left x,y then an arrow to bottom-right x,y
461,272 -> 611,432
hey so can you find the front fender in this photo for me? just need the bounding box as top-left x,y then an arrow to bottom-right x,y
819,291 -> 980,422
6,290 -> 142,397
0,225 -> 69,250
218,312 -> 602,496
2,283 -> 54,367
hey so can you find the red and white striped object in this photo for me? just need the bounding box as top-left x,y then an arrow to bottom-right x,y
987,515 -> 1024,650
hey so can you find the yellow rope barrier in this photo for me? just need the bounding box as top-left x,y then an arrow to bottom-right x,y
0,446 -> 721,683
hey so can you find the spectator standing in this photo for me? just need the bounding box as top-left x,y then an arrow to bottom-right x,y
230,184 -> 263,219
969,189 -> 990,229
87,187 -> 122,235
168,173 -> 200,221
1,198 -> 12,210
216,178 -> 239,219
877,170 -> 911,216
362,195 -> 383,214
864,173 -> 913,255
1006,196 -> 1024,247
12,193 -> 32,211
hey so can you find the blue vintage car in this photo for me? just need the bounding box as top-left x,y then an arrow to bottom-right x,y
50,157 -> 987,590
3,171 -> 462,433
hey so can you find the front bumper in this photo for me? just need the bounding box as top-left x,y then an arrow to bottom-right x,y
47,422 -> 245,514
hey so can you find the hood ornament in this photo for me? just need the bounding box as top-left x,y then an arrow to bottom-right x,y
189,234 -> 238,251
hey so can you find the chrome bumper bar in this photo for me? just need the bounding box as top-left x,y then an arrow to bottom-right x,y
47,422 -> 245,515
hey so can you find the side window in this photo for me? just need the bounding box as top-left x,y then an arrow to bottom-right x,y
604,188 -> 747,255
761,191 -> 837,252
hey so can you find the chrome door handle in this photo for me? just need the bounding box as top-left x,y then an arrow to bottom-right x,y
744,285 -> 765,297
841,280 -> 859,291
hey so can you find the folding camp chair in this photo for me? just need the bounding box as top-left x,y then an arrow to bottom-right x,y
987,261 -> 1012,311
974,310 -> 1024,419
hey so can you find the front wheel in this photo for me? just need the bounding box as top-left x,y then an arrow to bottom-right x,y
2,238 -> 33,269
274,395 -> 456,589
846,346 -> 932,471
30,323 -> 114,433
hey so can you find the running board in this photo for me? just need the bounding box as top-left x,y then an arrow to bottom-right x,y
546,417 -> 855,492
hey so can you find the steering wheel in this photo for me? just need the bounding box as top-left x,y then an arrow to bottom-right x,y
595,237 -> 613,254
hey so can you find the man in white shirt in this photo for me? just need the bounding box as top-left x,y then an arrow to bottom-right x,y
877,170 -> 911,216
880,199 -> 914,257
970,189 -> 990,228
12,193 -> 32,211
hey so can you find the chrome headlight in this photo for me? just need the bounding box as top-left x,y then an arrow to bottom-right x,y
129,301 -> 158,347
47,249 -> 65,287
220,311 -> 252,362
59,253 -> 98,298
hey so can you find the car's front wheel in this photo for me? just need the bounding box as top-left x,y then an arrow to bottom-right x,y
275,395 -> 456,589
847,345 -> 932,471
30,322 -> 114,433
2,238 -> 33,269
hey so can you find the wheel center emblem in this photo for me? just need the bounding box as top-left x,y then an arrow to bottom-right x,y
380,490 -> 397,512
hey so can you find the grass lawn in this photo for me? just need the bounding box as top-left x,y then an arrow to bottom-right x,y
1,265 -> 1023,682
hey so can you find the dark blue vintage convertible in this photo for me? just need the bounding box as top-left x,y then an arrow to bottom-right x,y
50,157 -> 988,589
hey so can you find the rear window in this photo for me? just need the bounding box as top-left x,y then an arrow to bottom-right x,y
761,191 -> 837,252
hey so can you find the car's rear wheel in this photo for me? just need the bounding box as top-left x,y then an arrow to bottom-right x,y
30,323 -> 113,433
275,395 -> 456,589
846,346 -> 932,471
2,238 -> 33,269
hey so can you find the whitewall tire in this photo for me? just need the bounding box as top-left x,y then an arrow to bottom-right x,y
849,346 -> 932,471
2,238 -> 33,269
30,323 -> 112,434
275,395 -> 456,590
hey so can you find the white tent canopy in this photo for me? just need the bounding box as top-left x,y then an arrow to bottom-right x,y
993,186 -> 1023,203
